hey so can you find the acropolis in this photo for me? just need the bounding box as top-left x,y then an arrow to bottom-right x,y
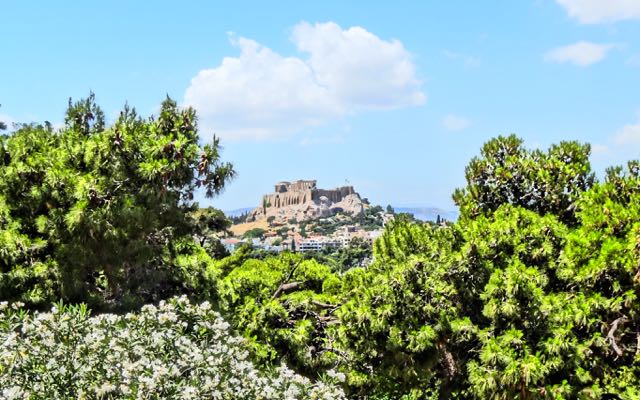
247,180 -> 364,223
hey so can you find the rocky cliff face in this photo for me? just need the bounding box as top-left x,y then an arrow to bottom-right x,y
247,180 -> 365,223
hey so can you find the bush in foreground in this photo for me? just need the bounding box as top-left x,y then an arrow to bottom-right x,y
0,296 -> 345,399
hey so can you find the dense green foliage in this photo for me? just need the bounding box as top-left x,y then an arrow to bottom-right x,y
216,252 -> 341,374
0,95 -> 234,309
191,206 -> 232,259
453,134 -> 594,225
2,98 -> 639,399
243,227 -> 267,239
207,136 -> 639,399
300,206 -> 388,238
330,237 -> 372,271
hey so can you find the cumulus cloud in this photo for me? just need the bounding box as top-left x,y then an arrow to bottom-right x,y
184,36 -> 339,140
613,122 -> 640,145
183,22 -> 425,140
292,22 -> 425,110
556,0 -> 640,24
591,114 -> 640,165
544,41 -> 615,66
442,114 -> 470,131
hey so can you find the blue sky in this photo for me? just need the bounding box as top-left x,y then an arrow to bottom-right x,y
2,1 -> 640,211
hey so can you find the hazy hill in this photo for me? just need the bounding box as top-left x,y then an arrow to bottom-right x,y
224,207 -> 254,218
391,207 -> 458,221
226,206 -> 458,222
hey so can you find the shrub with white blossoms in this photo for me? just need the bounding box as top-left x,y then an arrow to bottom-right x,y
0,297 -> 346,399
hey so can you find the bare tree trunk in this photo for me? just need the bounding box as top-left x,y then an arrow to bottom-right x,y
607,316 -> 629,357
437,340 -> 457,400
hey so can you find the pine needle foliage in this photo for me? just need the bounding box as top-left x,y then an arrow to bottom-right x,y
0,94 -> 234,309
208,136 -> 639,399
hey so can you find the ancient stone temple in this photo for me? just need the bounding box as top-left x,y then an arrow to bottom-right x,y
248,180 -> 364,223
264,180 -> 355,208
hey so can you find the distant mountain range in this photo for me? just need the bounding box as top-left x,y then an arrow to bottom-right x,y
394,207 -> 458,222
225,206 -> 458,222
224,207 -> 254,218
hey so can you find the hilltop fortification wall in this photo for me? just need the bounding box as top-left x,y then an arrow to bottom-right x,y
263,181 -> 355,209
248,180 -> 363,223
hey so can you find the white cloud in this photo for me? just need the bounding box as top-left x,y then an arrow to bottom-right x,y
443,50 -> 480,67
183,22 -> 425,141
556,0 -> 640,24
613,122 -> 640,145
442,114 -> 470,131
184,36 -> 338,140
587,114 -> 640,167
544,41 -> 615,66
293,22 -> 425,110
591,143 -> 610,155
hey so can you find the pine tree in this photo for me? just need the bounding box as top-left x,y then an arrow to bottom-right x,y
0,94 -> 235,308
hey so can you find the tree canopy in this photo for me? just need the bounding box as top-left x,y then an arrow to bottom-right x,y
453,134 -> 594,225
1,104 -> 639,399
202,136 -> 639,399
0,94 -> 234,308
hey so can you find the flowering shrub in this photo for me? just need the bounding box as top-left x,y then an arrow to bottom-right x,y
0,296 -> 345,399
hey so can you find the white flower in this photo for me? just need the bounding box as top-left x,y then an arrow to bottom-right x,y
0,297 -> 345,399
95,382 -> 116,396
2,386 -> 24,400
152,364 -> 168,379
327,369 -> 346,383
120,384 -> 131,395
183,386 -> 198,399
11,302 -> 25,310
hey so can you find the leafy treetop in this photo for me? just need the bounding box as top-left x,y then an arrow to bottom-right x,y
0,94 -> 234,308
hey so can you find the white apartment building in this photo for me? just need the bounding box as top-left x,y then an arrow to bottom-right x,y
297,237 -> 342,252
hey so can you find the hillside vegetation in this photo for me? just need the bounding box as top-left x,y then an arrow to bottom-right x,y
1,99 -> 639,399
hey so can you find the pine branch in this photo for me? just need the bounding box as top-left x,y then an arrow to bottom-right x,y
607,316 -> 629,357
311,300 -> 340,310
272,260 -> 302,299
